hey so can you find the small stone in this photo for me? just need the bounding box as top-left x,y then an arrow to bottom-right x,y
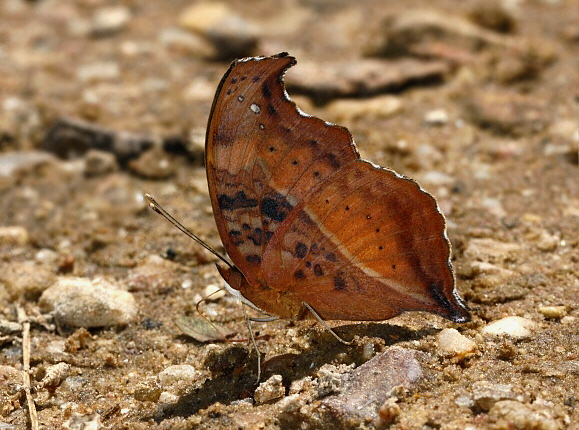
92,6 -> 131,36
158,365 -> 201,388
320,347 -> 424,427
538,306 -> 567,319
127,146 -> 175,179
463,90 -> 549,137
464,238 -> 522,263
560,316 -> 576,325
158,28 -> 216,59
0,320 -> 22,335
0,151 -> 56,178
77,62 -> 120,83
421,171 -> 455,186
203,284 -> 226,301
63,413 -> 103,430
424,109 -> 449,125
437,328 -> 476,357
489,400 -> 563,430
472,381 -> 517,412
254,374 -> 285,404
481,316 -> 537,339
159,391 -> 179,404
377,397 -> 400,429
126,256 -> 181,292
0,226 -> 29,246
39,277 -> 137,327
84,150 -> 118,177
178,2 -> 259,60
327,96 -> 402,122
134,380 -> 162,402
2,262 -> 56,301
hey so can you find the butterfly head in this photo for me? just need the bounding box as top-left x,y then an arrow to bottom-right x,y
215,263 -> 250,293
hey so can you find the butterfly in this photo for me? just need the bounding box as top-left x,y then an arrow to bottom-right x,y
202,52 -> 470,325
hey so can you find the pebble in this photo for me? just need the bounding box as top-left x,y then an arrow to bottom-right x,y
158,365 -> 201,388
480,316 -> 537,339
84,150 -> 118,177
436,328 -> 476,357
91,6 -> 131,37
472,381 -> 517,412
0,320 -> 22,335
326,96 -> 403,122
0,226 -> 29,246
127,146 -> 175,179
464,238 -> 522,263
320,347 -> 423,427
0,151 -> 56,178
76,62 -> 120,83
463,90 -> 549,137
63,413 -> 103,430
158,28 -> 216,59
203,284 -> 226,301
39,277 -> 137,327
254,374 -> 285,404
489,400 -> 563,430
286,58 -> 449,103
424,108 -> 449,125
538,306 -> 567,319
159,391 -> 179,404
178,2 -> 259,60
3,262 -> 56,301
134,380 -> 162,402
126,256 -> 181,291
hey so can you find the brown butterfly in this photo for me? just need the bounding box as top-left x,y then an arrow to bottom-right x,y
202,52 -> 470,325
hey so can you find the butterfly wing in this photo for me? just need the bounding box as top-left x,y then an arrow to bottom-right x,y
206,53 -> 469,323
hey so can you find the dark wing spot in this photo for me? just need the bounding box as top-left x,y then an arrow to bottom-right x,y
262,82 -> 271,99
242,223 -> 251,230
261,194 -> 293,223
379,246 -> 383,250
366,214 -> 371,220
292,160 -> 298,165
231,77 -> 237,84
314,264 -> 324,277
294,269 -> 306,279
305,261 -> 311,268
218,191 -> 258,210
325,153 -> 340,169
392,264 -> 396,269
252,76 -> 260,82
264,231 -> 274,244
246,254 -> 261,264
334,275 -> 347,291
249,228 -> 263,246
295,242 -> 308,259
229,230 -> 241,237
267,104 -> 277,115
325,252 -> 336,262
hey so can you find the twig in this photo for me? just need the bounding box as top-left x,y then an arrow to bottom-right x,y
17,305 -> 39,430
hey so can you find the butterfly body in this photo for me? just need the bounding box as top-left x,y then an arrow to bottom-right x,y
206,53 -> 470,324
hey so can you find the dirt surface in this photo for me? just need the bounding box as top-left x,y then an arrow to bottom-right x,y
1,0 -> 578,429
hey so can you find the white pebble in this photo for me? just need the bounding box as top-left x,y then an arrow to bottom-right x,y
39,277 -> 137,327
480,316 -> 537,339
437,328 -> 476,356
254,374 -> 285,404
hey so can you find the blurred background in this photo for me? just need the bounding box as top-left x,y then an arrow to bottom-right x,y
0,0 -> 578,428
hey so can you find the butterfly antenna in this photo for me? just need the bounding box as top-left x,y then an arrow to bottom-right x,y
242,303 -> 262,383
145,194 -> 232,268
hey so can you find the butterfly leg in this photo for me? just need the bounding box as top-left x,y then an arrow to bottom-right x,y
242,303 -> 262,383
301,302 -> 352,345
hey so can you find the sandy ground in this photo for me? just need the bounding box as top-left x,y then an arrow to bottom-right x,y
1,0 -> 578,429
